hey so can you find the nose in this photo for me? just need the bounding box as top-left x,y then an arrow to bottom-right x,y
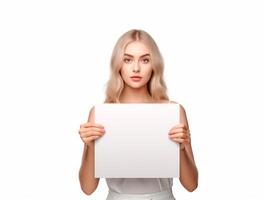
132,60 -> 140,72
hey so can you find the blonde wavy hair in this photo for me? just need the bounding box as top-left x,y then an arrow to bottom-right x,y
104,29 -> 169,103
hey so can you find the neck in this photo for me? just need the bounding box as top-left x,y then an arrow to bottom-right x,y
119,85 -> 153,103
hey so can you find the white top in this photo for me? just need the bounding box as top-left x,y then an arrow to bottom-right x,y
106,178 -> 173,194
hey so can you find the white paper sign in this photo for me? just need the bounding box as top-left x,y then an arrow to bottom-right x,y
94,103 -> 180,178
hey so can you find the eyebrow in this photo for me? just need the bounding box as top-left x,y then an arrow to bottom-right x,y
124,53 -> 150,58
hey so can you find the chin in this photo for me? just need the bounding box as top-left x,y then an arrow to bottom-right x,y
131,81 -> 147,87
125,82 -> 145,89
129,85 -> 145,89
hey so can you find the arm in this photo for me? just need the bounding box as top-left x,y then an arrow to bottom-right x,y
178,104 -> 198,192
79,106 -> 100,195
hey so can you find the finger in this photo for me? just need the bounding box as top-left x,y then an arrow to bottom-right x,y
80,123 -> 93,128
169,132 -> 188,139
171,138 -> 185,143
90,135 -> 101,142
89,127 -> 105,133
83,135 -> 100,143
93,123 -> 105,128
169,126 -> 188,133
79,126 -> 105,134
168,128 -> 188,135
172,138 -> 190,143
81,122 -> 105,128
171,123 -> 186,129
80,130 -> 105,138
83,132 -> 104,139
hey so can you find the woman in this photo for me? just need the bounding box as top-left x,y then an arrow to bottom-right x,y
78,29 -> 198,200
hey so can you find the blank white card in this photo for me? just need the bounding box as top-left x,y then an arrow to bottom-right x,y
94,103 -> 180,178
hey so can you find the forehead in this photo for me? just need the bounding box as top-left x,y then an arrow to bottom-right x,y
124,41 -> 150,57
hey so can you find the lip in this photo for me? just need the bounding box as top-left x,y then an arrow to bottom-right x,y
131,76 -> 142,82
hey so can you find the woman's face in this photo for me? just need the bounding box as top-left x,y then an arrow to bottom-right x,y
120,41 -> 153,89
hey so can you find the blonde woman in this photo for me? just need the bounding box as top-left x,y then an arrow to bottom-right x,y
78,29 -> 198,200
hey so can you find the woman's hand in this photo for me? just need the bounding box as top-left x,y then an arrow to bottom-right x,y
168,123 -> 191,150
78,122 -> 105,147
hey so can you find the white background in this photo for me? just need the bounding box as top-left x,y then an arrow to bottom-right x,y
0,0 -> 263,199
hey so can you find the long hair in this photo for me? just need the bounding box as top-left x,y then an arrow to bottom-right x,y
103,29 -> 169,103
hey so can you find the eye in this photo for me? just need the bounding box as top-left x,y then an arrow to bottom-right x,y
123,58 -> 132,64
141,58 -> 150,64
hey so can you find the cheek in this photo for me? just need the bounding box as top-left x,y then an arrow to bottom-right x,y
120,67 -> 129,79
144,67 -> 153,78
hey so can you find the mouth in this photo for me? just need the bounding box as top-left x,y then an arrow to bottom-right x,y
131,76 -> 142,81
